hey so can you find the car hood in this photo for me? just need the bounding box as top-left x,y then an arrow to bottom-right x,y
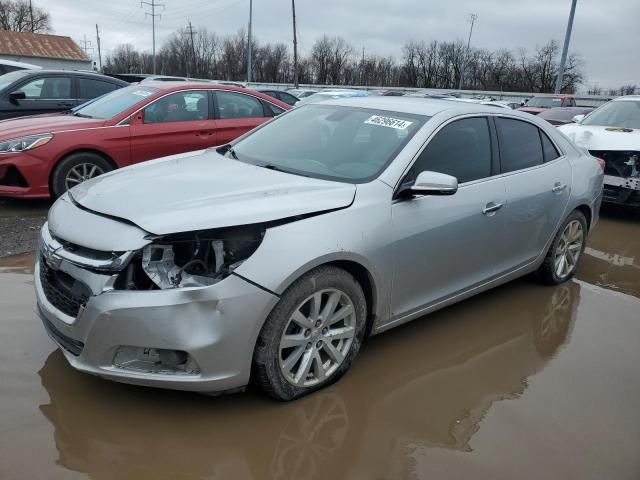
558,124 -> 640,150
70,150 -> 357,235
0,113 -> 105,140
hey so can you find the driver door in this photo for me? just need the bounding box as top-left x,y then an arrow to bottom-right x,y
129,90 -> 216,163
391,116 -> 508,318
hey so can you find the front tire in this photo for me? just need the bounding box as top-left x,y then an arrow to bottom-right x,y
50,152 -> 113,198
537,210 -> 588,285
253,266 -> 367,401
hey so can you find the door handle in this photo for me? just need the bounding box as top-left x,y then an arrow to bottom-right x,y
196,131 -> 212,137
482,202 -> 504,215
552,183 -> 567,193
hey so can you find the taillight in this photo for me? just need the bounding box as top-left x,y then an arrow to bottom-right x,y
594,157 -> 605,173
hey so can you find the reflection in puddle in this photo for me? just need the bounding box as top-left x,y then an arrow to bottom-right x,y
36,280 -> 579,479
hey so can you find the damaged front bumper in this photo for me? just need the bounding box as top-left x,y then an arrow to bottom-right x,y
591,151 -> 640,207
34,223 -> 279,393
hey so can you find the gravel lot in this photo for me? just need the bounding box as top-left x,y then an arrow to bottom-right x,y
0,199 -> 49,257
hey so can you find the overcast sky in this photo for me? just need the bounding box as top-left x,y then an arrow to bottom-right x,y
37,0 -> 639,89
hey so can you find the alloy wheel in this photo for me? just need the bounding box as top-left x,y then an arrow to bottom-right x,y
65,163 -> 105,190
553,219 -> 584,279
279,288 -> 357,387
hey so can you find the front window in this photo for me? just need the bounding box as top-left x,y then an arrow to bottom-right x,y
525,97 -> 563,108
581,100 -> 640,129
0,70 -> 30,92
231,104 -> 427,183
143,90 -> 209,123
17,76 -> 71,99
73,85 -> 160,119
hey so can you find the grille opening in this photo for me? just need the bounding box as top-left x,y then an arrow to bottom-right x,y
0,165 -> 29,187
39,257 -> 91,318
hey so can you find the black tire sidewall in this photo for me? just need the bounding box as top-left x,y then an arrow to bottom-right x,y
254,266 -> 367,401
51,153 -> 112,198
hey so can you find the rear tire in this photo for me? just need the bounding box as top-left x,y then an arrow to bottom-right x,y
50,152 -> 113,198
253,266 -> 367,401
537,210 -> 587,285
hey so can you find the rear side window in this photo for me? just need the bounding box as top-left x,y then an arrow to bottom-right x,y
408,117 -> 492,184
78,78 -> 119,99
216,91 -> 265,119
540,130 -> 560,162
496,118 -> 544,173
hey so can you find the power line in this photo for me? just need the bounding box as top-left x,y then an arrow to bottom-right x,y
141,0 -> 165,74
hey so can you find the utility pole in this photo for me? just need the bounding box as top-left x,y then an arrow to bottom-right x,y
361,46 -> 365,86
458,13 -> 478,90
79,35 -> 94,55
292,0 -> 298,88
95,24 -> 102,71
555,0 -> 578,94
141,0 -> 164,74
29,0 -> 34,32
247,0 -> 253,83
187,20 -> 196,77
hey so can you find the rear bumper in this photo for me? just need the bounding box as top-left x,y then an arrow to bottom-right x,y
35,253 -> 279,393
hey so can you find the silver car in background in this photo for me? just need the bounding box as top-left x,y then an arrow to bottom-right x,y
35,97 -> 604,400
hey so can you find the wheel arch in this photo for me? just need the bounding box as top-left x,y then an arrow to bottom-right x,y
573,204 -> 592,230
49,148 -> 118,193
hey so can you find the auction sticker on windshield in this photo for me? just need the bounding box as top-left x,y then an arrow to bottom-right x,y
365,115 -> 413,130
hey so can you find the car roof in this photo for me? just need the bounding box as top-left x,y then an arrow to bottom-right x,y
614,95 -> 640,102
5,69 -> 127,82
321,95 -> 518,117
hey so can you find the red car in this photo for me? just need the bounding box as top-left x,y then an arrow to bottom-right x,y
517,94 -> 577,115
0,82 -> 290,198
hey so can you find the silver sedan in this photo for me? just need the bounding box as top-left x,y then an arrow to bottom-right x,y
35,97 -> 604,400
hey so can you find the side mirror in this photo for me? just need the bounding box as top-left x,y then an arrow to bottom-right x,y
571,114 -> 585,124
9,91 -> 26,102
408,171 -> 458,196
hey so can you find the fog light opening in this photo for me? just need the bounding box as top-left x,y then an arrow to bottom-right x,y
113,346 -> 201,375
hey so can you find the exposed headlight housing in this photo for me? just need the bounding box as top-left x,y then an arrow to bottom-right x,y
0,133 -> 53,153
119,225 -> 266,290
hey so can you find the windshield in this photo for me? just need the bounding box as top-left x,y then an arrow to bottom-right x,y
581,100 -> 640,129
0,70 -> 30,92
231,104 -> 427,183
73,85 -> 159,119
525,97 -> 563,108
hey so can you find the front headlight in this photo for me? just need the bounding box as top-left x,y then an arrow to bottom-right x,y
0,133 -> 53,153
136,226 -> 265,289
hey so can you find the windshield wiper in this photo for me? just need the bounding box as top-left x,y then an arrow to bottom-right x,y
73,112 -> 93,118
259,163 -> 311,177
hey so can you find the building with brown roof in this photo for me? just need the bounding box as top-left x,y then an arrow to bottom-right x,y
0,31 -> 93,71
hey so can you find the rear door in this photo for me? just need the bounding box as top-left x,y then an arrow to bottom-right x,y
391,116 -> 508,317
4,74 -> 74,117
77,77 -> 121,105
129,89 -> 216,163
213,90 -> 273,145
495,117 -> 572,270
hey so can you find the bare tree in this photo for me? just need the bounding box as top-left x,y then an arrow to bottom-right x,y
0,0 -> 50,33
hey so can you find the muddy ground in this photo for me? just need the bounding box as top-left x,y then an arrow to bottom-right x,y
0,202 -> 639,480
0,198 -> 49,257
